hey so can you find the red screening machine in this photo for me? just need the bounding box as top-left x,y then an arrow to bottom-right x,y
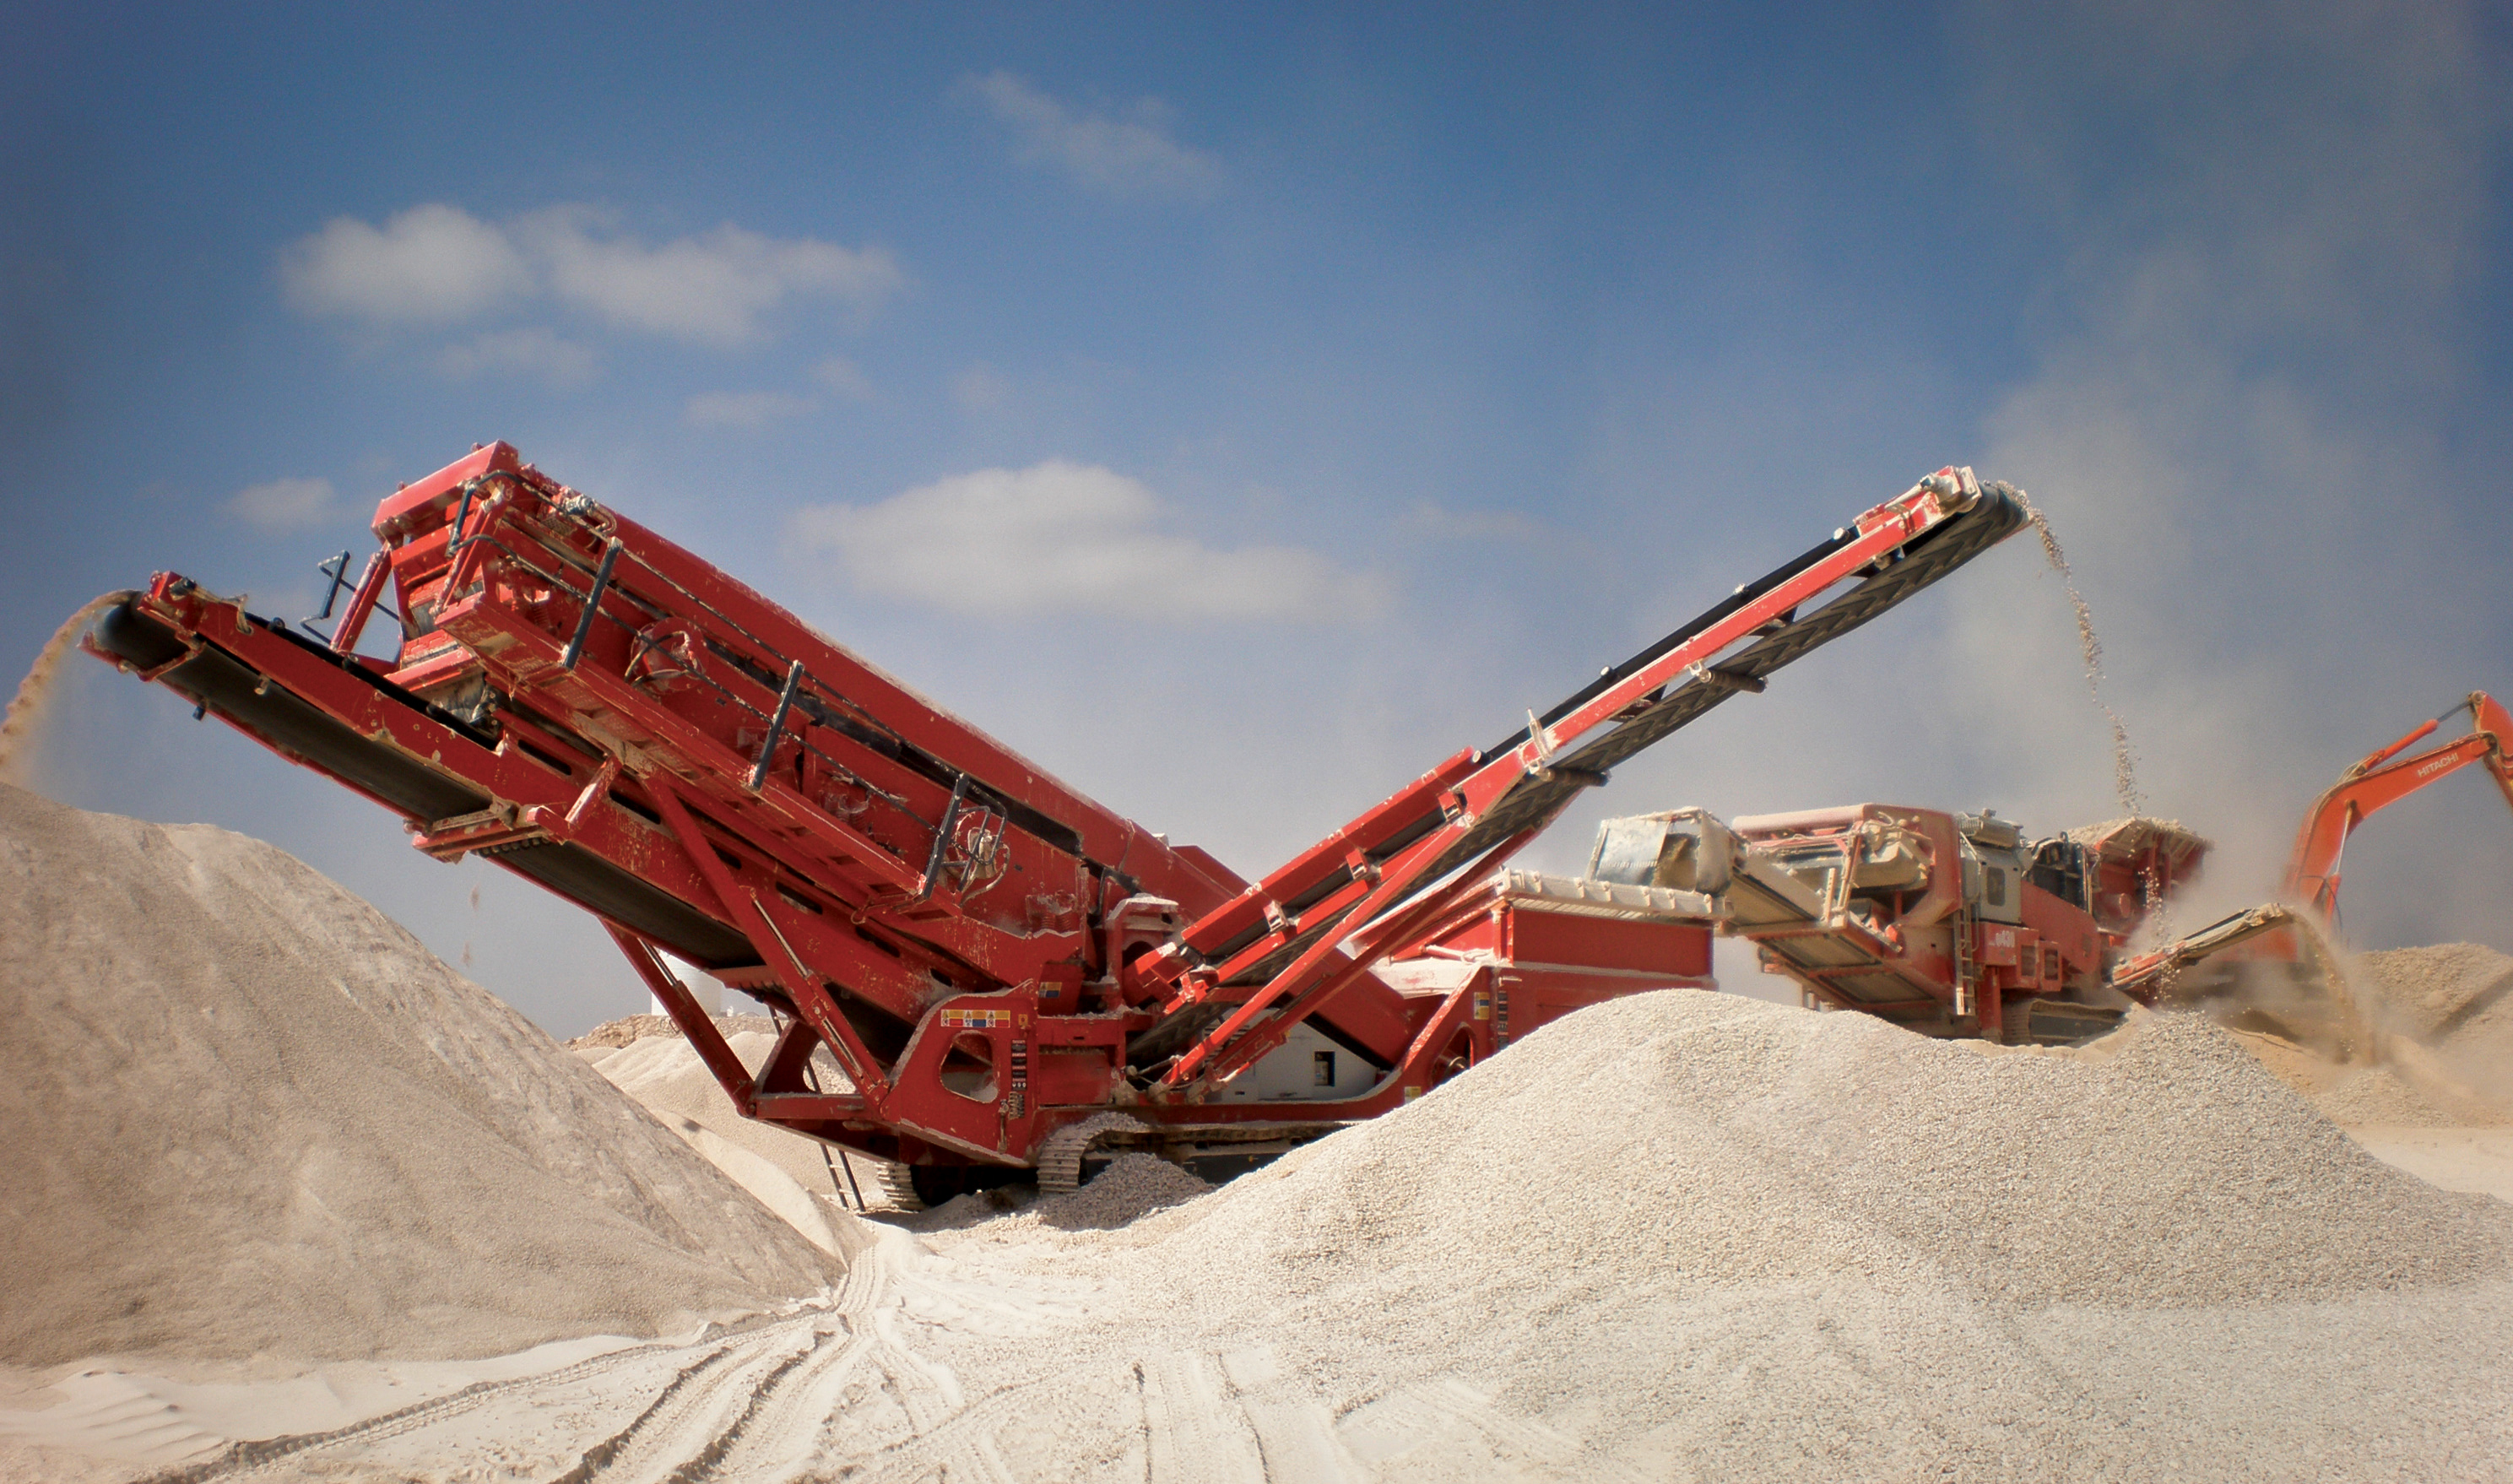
88,444 -> 2026,1203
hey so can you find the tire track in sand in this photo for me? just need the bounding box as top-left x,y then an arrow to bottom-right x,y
133,1334 -> 739,1482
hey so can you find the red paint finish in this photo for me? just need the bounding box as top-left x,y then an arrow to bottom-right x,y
1500,908 -> 1712,979
88,447 -> 2012,1171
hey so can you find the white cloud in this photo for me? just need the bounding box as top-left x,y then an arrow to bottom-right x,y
280,204 -> 903,347
523,210 -> 903,345
281,203 -> 531,323
433,328 -> 597,385
794,461 -> 1383,621
684,390 -> 815,429
813,355 -> 875,401
957,72 -> 1222,198
225,477 -> 338,530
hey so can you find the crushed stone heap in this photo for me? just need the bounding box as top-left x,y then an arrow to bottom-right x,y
2359,942 -> 2513,1098
2232,942 -> 2513,1128
1080,992 -> 2513,1468
2358,941 -> 2513,1039
0,783 -> 846,1368
1148,993 -> 2512,1313
578,1025 -> 870,1242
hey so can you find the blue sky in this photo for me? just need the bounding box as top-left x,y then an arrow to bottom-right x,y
6,3 -> 2509,1033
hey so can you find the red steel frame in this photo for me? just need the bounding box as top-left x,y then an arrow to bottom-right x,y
1720,806 -> 2206,1039
1395,880 -> 1720,1052
86,443 -> 2021,1175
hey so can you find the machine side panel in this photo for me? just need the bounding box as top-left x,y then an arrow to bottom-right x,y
1503,907 -> 1713,978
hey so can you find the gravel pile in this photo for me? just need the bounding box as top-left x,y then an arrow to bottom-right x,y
1143,994 -> 2509,1313
903,991 -> 2513,1476
0,783 -> 846,1367
2357,942 -> 2513,1040
1021,1155 -> 1210,1232
2357,943 -> 2513,1108
578,1027 -> 871,1247
2222,943 -> 2513,1128
569,1012 -> 782,1050
567,1013 -> 682,1050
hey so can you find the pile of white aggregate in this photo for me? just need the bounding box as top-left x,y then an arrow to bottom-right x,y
2232,943 -> 2513,1129
1148,999 -> 2505,1309
937,1153 -> 1210,1235
577,1024 -> 872,1249
2359,942 -> 2513,1041
2358,942 -> 2513,1105
8,769 -> 2511,1478
910,992 -> 2513,1479
0,783 -> 845,1369
1041,1153 -> 1211,1229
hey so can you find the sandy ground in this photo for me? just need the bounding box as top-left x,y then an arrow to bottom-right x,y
6,789 -> 2510,1481
0,784 -> 846,1375
5,999 -> 2509,1483
0,1135 -> 2503,1482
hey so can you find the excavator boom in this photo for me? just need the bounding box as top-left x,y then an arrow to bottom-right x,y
2100,690 -> 2512,1060
2283,691 -> 2513,920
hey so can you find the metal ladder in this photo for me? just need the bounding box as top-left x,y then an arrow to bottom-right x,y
1952,905 -> 1979,1021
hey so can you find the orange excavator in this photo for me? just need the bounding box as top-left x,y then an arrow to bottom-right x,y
2098,691 -> 2512,1055
2283,691 -> 2513,925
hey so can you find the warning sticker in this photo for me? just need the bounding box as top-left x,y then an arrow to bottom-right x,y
940,1007 -> 1010,1029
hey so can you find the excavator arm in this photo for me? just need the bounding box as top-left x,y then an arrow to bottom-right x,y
2106,691 -> 2507,1058
2283,691 -> 2513,921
